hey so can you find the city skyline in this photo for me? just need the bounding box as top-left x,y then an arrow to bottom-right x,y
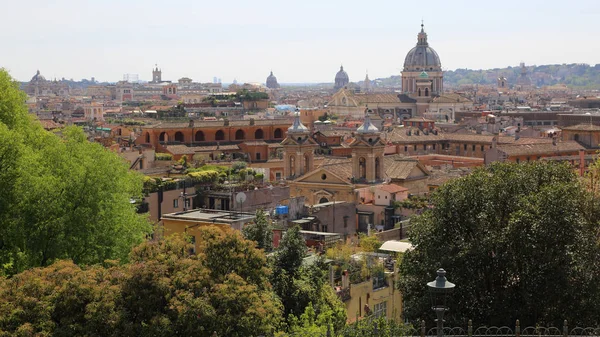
2,0 -> 599,83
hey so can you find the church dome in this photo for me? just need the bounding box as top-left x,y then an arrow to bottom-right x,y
335,66 -> 349,82
357,113 -> 379,134
334,65 -> 349,90
403,24 -> 442,72
266,71 -> 280,89
288,109 -> 309,133
30,70 -> 47,83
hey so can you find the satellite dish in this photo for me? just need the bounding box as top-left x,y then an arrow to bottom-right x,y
235,192 -> 247,204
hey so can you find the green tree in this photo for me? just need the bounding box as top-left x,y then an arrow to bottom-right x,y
358,233 -> 382,252
243,209 -> 274,251
0,70 -> 29,130
271,227 -> 346,332
399,162 -> 600,327
0,69 -> 151,275
0,231 -> 283,337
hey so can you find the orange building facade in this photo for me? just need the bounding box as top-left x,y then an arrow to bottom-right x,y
137,119 -> 290,150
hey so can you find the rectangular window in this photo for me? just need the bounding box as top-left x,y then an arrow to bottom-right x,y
256,152 -> 261,160
404,146 -> 408,152
173,199 -> 179,208
481,145 -> 484,151
185,198 -> 191,209
413,145 -> 417,151
472,144 -> 476,151
189,235 -> 196,254
322,225 -> 328,232
463,144 -> 467,150
373,301 -> 387,318
432,144 -> 436,150
423,144 -> 427,150
276,172 -> 282,180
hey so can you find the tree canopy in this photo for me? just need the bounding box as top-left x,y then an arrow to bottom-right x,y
270,226 -> 346,333
0,69 -> 151,275
0,229 -> 283,337
399,162 -> 600,327
243,209 -> 274,252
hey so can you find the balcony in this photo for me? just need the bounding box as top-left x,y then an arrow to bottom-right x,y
336,287 -> 351,302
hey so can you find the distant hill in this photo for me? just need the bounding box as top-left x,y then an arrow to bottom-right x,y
373,63 -> 600,89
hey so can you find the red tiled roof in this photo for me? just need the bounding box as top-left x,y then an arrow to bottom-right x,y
377,184 -> 408,193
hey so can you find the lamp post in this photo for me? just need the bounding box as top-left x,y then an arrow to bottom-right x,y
427,268 -> 455,337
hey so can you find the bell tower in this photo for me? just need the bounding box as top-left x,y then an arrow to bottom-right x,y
281,109 -> 318,179
350,110 -> 386,184
152,64 -> 162,83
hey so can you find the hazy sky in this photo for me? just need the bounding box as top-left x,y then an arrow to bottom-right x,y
2,0 -> 598,83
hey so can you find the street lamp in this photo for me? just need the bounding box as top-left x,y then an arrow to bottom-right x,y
427,268 -> 455,337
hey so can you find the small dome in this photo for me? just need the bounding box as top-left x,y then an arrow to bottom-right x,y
357,113 -> 379,134
334,65 -> 350,90
266,71 -> 280,89
288,110 -> 309,133
30,70 -> 47,83
335,66 -> 349,81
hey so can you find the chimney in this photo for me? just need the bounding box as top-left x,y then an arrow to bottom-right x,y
552,136 -> 557,146
580,150 -> 585,177
188,119 -> 194,128
224,119 -> 229,126
415,129 -> 419,136
250,118 -> 255,126
407,129 -> 412,136
492,136 -> 498,148
515,131 -> 520,141
342,270 -> 349,289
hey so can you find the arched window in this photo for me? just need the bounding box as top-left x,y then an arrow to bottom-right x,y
290,155 -> 296,177
304,153 -> 310,173
425,88 -> 429,96
195,130 -> 205,142
375,157 -> 381,180
274,128 -> 283,139
174,131 -> 184,142
145,132 -> 150,143
418,88 -> 422,97
235,129 -> 245,140
319,197 -> 329,204
359,157 -> 366,179
255,129 -> 264,139
215,130 -> 225,141
159,132 -> 168,142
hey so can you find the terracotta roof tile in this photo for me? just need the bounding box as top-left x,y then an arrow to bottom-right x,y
496,141 -> 584,156
377,184 -> 408,193
383,156 -> 425,180
561,124 -> 600,131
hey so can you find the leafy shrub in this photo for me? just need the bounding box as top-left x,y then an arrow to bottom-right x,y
155,153 -> 173,161
231,161 -> 247,172
187,170 -> 220,184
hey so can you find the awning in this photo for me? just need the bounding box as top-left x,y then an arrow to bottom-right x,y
379,240 -> 413,253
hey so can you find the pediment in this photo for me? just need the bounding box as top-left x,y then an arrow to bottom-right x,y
280,136 -> 318,146
329,89 -> 359,107
295,167 -> 352,185
349,137 -> 386,147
